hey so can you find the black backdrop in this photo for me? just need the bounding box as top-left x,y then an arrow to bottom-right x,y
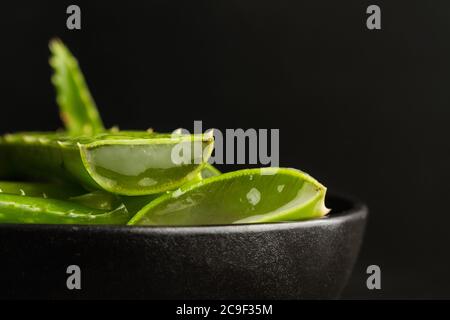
0,1 -> 449,298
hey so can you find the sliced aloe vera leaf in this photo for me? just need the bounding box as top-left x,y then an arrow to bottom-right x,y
71,190 -> 160,214
0,131 -> 214,196
0,180 -> 153,218
128,167 -> 330,226
0,181 -> 129,212
70,189 -> 161,214
49,39 -> 105,135
0,181 -> 84,199
69,191 -> 123,210
116,164 -> 220,215
0,193 -> 130,225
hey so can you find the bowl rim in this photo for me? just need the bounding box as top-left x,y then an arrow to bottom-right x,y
0,193 -> 368,234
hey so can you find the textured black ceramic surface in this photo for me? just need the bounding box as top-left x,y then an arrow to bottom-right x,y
0,194 -> 367,299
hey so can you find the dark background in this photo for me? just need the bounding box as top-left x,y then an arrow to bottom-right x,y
0,1 -> 449,298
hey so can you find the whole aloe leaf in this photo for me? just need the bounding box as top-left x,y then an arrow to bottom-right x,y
128,167 -> 330,226
49,39 -> 104,135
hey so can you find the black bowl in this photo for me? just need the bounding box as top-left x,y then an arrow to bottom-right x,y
0,194 -> 367,299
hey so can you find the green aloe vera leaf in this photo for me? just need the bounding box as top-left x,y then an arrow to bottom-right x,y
186,164 -> 221,185
201,163 -> 221,179
0,193 -> 130,225
70,190 -> 161,214
70,190 -> 159,214
119,194 -> 161,215
0,180 -> 152,215
128,167 -> 330,226
49,39 -> 104,135
0,131 -> 214,196
0,181 -> 84,199
69,191 -> 122,210
115,164 -> 222,214
0,181 -> 129,212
